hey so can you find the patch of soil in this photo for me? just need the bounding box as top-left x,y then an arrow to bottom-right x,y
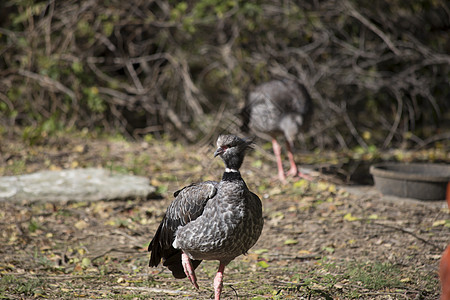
0,134 -> 448,299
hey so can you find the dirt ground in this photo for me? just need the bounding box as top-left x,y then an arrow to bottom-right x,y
0,133 -> 449,299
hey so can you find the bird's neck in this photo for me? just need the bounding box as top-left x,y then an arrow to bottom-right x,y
222,168 -> 242,181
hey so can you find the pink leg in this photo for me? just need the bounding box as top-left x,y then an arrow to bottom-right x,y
285,141 -> 298,177
272,138 -> 286,182
214,263 -> 226,300
181,252 -> 199,289
286,141 -> 312,180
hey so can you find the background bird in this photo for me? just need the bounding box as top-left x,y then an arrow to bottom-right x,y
241,79 -> 313,182
148,135 -> 264,300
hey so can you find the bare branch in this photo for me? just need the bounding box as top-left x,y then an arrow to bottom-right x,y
18,69 -> 77,104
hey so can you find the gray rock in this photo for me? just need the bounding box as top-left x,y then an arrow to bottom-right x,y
0,168 -> 157,203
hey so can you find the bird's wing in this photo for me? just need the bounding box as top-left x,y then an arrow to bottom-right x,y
148,181 -> 218,267
275,80 -> 310,113
162,181 -> 218,245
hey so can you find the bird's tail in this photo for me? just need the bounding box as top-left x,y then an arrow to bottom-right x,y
163,251 -> 202,279
149,222 -> 202,278
148,222 -> 164,267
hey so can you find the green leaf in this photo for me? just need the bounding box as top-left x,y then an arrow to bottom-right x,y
157,185 -> 168,194
251,159 -> 262,168
71,61 -> 83,74
257,261 -> 269,268
284,239 -> 298,245
293,179 -> 309,188
81,257 -> 91,268
253,249 -> 269,255
323,246 -> 335,253
343,213 -> 359,222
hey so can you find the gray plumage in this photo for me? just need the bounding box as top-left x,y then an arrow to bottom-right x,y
148,181 -> 218,278
241,79 -> 312,148
148,135 -> 263,288
240,79 -> 313,181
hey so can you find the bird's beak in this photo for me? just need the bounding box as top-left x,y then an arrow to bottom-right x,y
214,147 -> 224,157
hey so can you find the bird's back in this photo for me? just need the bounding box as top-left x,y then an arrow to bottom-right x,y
241,79 -> 312,138
174,177 -> 263,264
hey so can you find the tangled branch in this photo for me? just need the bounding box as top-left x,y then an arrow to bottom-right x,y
0,0 -> 448,149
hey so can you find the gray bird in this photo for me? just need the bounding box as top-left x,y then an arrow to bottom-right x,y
241,79 -> 313,181
148,135 -> 264,300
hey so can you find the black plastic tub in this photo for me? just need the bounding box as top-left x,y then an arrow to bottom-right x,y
369,163 -> 450,200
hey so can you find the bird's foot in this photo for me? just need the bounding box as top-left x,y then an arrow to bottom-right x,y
297,170 -> 313,181
287,167 -> 313,181
181,252 -> 199,289
286,167 -> 298,177
277,171 -> 287,183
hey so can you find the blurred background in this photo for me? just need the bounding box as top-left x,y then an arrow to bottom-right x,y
0,0 -> 449,151
0,3 -> 449,298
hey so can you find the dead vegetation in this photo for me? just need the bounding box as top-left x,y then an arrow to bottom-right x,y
0,133 -> 449,299
1,0 -> 449,148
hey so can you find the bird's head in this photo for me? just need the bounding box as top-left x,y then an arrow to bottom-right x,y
214,135 -> 253,170
280,114 -> 303,150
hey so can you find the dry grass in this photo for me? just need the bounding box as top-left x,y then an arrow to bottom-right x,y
0,132 -> 448,299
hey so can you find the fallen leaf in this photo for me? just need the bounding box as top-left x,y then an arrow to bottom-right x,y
311,283 -> 325,290
362,131 -> 371,140
257,261 -> 269,268
74,220 -> 89,230
269,187 -> 282,196
334,283 -> 344,289
288,205 -> 297,212
317,181 -> 329,191
293,179 -> 309,189
244,253 -> 259,262
343,213 -> 359,222
328,184 -> 336,193
427,254 -> 443,260
323,246 -> 335,253
368,214 -> 378,220
253,249 -> 269,255
432,220 -> 446,227
117,277 -> 125,283
74,145 -> 85,153
49,164 -> 61,171
81,257 -> 91,268
251,160 -> 262,168
284,239 -> 298,245
74,264 -> 83,272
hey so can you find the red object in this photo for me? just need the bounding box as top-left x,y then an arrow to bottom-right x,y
441,182 -> 450,299
441,245 -> 450,300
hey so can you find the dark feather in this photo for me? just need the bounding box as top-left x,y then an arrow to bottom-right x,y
148,135 -> 263,287
148,181 -> 218,275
